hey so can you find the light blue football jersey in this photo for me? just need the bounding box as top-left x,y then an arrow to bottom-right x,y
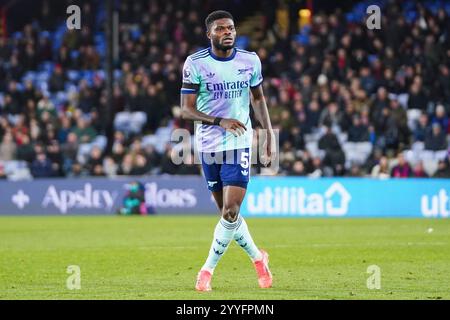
181,47 -> 263,152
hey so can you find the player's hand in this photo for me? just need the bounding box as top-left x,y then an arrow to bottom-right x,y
219,118 -> 247,137
261,129 -> 277,167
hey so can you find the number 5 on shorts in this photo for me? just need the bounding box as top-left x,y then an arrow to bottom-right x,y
241,151 -> 249,169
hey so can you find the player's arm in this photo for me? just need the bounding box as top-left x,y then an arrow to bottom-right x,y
180,90 -> 214,124
250,85 -> 272,132
179,59 -> 247,137
180,92 -> 246,137
250,85 -> 276,164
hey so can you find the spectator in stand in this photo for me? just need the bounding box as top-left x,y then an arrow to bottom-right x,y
103,156 -> 118,177
425,123 -> 448,151
391,152 -> 412,178
0,132 -> 17,161
433,160 -> 450,178
16,134 -> 35,164
130,154 -> 151,176
72,117 -> 97,144
413,113 -> 430,143
348,114 -> 369,142
159,145 -> 178,175
117,154 -> 134,176
86,146 -> 104,175
389,99 -> 410,149
289,160 -> 307,176
61,132 -> 79,167
309,157 -> 324,178
0,163 -> 7,180
30,152 -> 54,178
412,161 -> 428,178
46,139 -> 64,177
92,164 -> 106,177
49,64 -> 67,92
407,81 -> 428,111
431,105 -> 449,134
176,153 -> 200,175
318,125 -> 346,175
371,156 -> 390,179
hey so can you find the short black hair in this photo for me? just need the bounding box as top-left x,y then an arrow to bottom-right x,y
205,10 -> 234,31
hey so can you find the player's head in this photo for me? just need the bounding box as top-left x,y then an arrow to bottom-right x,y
205,10 -> 236,51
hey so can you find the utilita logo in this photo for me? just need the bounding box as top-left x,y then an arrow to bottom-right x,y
246,182 -> 351,216
145,183 -> 197,208
421,189 -> 449,217
42,184 -> 118,214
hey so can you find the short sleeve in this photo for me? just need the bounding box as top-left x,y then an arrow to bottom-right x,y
181,57 -> 200,94
250,55 -> 263,88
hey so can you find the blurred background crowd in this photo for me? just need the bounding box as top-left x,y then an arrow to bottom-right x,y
0,0 -> 450,180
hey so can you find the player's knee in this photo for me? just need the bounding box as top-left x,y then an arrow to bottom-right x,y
222,205 -> 239,222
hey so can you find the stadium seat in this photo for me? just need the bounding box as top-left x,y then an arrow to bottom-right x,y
434,150 -> 448,161
404,149 -> 417,166
306,141 -> 320,158
235,36 -> 250,49
407,109 -> 422,130
55,91 -> 68,104
114,70 -> 122,80
70,50 -> 80,60
411,141 -> 425,153
2,161 -> 32,181
355,142 -> 373,157
114,112 -> 148,135
76,135 -> 108,165
423,159 -> 438,177
92,135 -> 108,151
396,93 -> 409,108
40,61 -> 54,73
337,133 -> 348,145
67,70 -> 81,82
419,150 -> 435,161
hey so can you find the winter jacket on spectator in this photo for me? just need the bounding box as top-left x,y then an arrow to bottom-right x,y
31,153 -> 54,178
433,160 -> 450,178
391,153 -> 412,178
413,114 -> 430,142
348,116 -> 369,142
424,124 -> 448,151
0,134 -> 17,161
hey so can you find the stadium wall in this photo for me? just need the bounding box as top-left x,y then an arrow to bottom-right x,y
0,177 -> 449,218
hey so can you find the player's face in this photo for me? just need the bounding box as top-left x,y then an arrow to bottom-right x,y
208,18 -> 236,51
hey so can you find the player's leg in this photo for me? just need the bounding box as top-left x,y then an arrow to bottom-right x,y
214,182 -> 264,264
196,152 -> 236,291
221,148 -> 272,288
211,191 -> 223,211
200,187 -> 237,273
197,191 -> 238,291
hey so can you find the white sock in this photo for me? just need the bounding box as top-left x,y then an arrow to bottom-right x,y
202,217 -> 238,273
234,215 -> 262,262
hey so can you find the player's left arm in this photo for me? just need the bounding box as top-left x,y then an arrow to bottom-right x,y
250,85 -> 276,164
250,85 -> 272,132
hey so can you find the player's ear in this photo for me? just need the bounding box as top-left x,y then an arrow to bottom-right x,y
206,29 -> 211,40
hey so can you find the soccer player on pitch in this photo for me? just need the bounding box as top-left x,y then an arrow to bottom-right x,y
180,10 -> 275,292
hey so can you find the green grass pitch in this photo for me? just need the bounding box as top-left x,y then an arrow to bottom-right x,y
0,216 -> 449,300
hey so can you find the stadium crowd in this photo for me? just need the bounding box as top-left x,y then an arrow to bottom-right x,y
0,0 -> 450,180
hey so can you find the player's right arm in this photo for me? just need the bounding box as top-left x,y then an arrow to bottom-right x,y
180,57 -> 246,137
